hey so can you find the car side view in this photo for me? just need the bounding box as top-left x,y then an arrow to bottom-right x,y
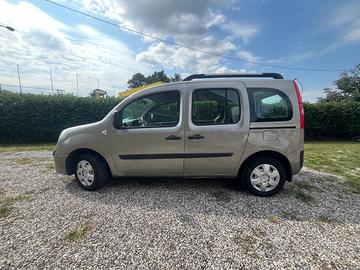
53,73 -> 304,196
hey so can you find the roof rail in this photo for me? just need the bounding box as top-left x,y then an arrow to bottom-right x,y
182,73 -> 284,81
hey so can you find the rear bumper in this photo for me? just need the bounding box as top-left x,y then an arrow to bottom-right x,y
300,150 -> 304,169
289,149 -> 304,177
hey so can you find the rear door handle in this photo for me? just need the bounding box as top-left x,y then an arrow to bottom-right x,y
188,134 -> 205,140
165,135 -> 182,140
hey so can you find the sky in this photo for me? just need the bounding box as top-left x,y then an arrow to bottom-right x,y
0,0 -> 359,101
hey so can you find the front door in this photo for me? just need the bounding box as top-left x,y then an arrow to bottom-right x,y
109,88 -> 184,176
184,81 -> 249,176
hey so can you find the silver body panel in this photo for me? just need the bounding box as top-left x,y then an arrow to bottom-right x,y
183,81 -> 249,176
54,78 -> 304,178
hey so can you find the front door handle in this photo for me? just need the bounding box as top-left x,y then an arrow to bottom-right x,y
165,135 -> 182,140
188,134 -> 205,140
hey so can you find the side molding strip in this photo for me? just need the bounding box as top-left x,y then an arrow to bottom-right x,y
119,153 -> 233,160
249,126 -> 296,130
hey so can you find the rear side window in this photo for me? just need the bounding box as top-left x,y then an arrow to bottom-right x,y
247,88 -> 292,122
192,89 -> 240,125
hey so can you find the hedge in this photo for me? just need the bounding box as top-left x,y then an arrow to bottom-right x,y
0,91 -> 121,143
303,101 -> 360,140
0,91 -> 359,143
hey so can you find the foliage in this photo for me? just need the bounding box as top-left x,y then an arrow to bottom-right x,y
171,73 -> 182,82
127,73 -> 147,88
0,91 -> 122,143
304,101 -> 360,140
320,64 -> 360,102
127,70 -> 181,88
66,224 -> 93,241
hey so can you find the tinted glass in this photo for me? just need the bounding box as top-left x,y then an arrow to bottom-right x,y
192,89 -> 240,125
248,88 -> 292,122
121,91 -> 180,128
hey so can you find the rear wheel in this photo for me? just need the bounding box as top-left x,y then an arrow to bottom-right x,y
75,153 -> 109,191
241,157 -> 286,196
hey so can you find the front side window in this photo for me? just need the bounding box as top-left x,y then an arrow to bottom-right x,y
192,89 -> 240,125
247,88 -> 292,122
120,91 -> 180,128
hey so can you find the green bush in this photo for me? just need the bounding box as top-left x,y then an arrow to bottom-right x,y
304,101 -> 360,140
0,91 -> 121,143
0,91 -> 359,143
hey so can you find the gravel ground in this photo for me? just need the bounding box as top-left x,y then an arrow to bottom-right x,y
0,151 -> 359,270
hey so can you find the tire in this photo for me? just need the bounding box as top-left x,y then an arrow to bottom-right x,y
241,157 -> 286,197
74,153 -> 109,191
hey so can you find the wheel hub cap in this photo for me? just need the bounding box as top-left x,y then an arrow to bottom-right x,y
76,160 -> 94,186
250,164 -> 280,192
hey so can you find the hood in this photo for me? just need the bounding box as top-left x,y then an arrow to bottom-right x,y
58,122 -> 101,142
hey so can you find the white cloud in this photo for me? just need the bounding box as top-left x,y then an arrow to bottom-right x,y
212,66 -> 255,74
76,0 -> 259,73
236,50 -> 259,62
0,0 -> 149,96
136,37 -> 237,73
80,0 -> 228,43
221,22 -> 259,44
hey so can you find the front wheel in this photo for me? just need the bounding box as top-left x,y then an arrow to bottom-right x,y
241,157 -> 286,197
75,153 -> 109,191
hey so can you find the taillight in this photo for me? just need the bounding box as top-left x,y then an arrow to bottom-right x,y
293,80 -> 304,129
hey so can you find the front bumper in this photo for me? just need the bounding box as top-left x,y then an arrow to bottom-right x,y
53,150 -> 68,175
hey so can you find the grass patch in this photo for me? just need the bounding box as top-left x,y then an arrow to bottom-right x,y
0,205 -> 12,218
233,233 -> 256,253
281,211 -> 300,221
296,181 -> 316,191
268,216 -> 280,224
15,157 -> 34,165
252,227 -> 266,237
233,227 -> 272,254
13,157 -> 53,171
0,144 -> 54,154
66,224 -> 93,242
45,163 -> 55,170
0,193 -> 31,218
294,190 -> 315,204
305,141 -> 360,193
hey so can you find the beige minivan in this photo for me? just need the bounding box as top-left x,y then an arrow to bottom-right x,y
53,73 -> 304,196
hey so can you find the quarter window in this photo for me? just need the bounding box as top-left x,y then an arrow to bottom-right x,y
192,89 -> 240,125
247,88 -> 292,122
120,91 -> 180,128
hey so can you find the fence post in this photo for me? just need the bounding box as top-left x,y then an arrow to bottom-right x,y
17,64 -> 22,93
76,74 -> 79,96
50,69 -> 54,94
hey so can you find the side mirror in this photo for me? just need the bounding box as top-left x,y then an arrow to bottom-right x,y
113,110 -> 122,129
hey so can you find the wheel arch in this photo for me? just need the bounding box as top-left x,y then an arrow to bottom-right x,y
238,150 -> 293,181
66,148 -> 111,175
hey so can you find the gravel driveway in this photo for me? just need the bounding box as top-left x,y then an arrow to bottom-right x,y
0,151 -> 359,269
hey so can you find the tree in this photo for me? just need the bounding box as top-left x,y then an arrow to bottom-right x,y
320,64 -> 360,102
146,70 -> 171,84
127,70 -> 174,89
127,73 -> 147,88
171,73 -> 182,82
